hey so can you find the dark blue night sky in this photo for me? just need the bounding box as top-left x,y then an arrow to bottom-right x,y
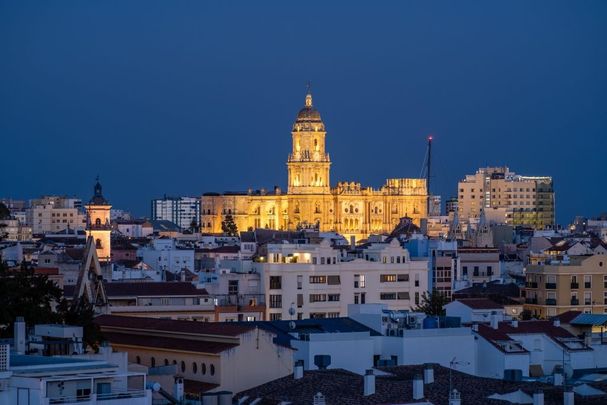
1,1 -> 606,223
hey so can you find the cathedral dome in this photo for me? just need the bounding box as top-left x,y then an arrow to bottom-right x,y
293,91 -> 325,131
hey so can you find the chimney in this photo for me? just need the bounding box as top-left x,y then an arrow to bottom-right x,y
423,364 -> 434,384
412,374 -> 424,400
363,369 -> 375,396
563,388 -> 574,405
490,313 -> 499,330
511,320 -> 519,328
553,319 -> 561,328
173,376 -> 184,402
294,360 -> 304,380
533,390 -> 544,405
449,388 -> 461,405
313,392 -> 326,405
14,317 -> 26,354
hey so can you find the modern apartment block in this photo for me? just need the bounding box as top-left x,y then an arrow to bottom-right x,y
26,196 -> 87,234
254,239 -> 429,320
151,196 -> 201,230
525,255 -> 607,318
457,167 -> 554,229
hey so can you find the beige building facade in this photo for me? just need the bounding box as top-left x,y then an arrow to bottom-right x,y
457,167 -> 554,229
525,255 -> 607,318
27,196 -> 86,234
201,91 -> 428,241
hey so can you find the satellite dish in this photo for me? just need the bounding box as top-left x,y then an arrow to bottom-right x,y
289,321 -> 296,330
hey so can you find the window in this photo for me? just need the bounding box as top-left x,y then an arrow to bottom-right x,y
380,292 -> 397,300
328,294 -> 340,302
309,294 -> 327,303
380,274 -> 397,282
136,356 -> 141,364
354,293 -> 359,304
321,257 -> 326,265
269,294 -> 282,308
473,266 -> 479,276
228,280 -> 239,294
397,292 -> 410,300
297,294 -> 303,308
584,275 -> 592,289
96,239 -> 102,249
297,275 -> 302,289
151,357 -> 156,367
309,276 -> 326,284
181,361 -> 186,373
584,292 -> 592,306
354,274 -> 365,288
397,274 -> 409,282
487,266 -> 492,276
327,275 -> 340,285
202,363 -> 207,375
462,266 -> 468,275
95,218 -> 101,226
269,276 -> 282,290
192,362 -> 197,373
164,359 -> 169,366
210,364 -> 215,376
270,313 -> 282,321
312,257 -> 317,264
327,312 -> 340,318
415,292 -> 420,305
310,312 -> 326,319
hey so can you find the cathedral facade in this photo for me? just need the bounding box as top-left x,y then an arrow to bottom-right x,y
200,91 -> 428,241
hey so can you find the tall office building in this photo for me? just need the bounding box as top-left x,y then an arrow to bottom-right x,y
151,196 -> 201,230
457,167 -> 554,229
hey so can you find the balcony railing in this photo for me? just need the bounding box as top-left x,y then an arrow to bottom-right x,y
571,298 -> 579,306
570,282 -> 579,289
545,283 -> 557,290
545,298 -> 556,306
215,294 -> 265,307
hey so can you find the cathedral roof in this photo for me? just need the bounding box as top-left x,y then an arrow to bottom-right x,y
293,90 -> 324,131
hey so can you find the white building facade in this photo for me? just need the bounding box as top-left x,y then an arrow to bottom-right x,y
255,239 -> 428,320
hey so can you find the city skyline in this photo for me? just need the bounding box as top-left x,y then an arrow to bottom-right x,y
1,1 -> 606,223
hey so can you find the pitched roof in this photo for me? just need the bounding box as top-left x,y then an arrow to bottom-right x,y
571,313 -> 607,327
235,364 -> 589,405
102,332 -> 237,354
555,310 -> 583,324
454,298 -> 504,310
95,315 -> 254,337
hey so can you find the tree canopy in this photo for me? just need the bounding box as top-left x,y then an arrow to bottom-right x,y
413,289 -> 450,316
221,214 -> 238,236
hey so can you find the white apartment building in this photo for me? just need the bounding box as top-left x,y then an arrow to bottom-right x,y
254,238 -> 428,320
138,238 -> 195,274
151,196 -> 200,230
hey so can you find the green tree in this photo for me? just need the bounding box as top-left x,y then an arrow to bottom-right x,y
0,262 -> 63,337
221,214 -> 238,236
413,289 -> 450,316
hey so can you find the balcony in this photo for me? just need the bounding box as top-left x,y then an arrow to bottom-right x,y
570,282 -> 579,289
526,282 -> 538,289
545,283 -> 557,290
571,298 -> 579,306
545,298 -> 556,306
215,294 -> 266,307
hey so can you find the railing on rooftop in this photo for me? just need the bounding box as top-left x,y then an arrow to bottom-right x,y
214,293 -> 265,307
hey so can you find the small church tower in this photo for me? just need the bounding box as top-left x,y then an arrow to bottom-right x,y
85,177 -> 112,262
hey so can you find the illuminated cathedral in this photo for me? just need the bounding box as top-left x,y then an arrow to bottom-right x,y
200,90 -> 428,240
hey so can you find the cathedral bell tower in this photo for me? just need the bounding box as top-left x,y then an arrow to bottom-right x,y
287,88 -> 331,194
85,177 -> 112,262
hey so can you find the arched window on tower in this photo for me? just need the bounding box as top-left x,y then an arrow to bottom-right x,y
96,239 -> 102,249
95,218 -> 101,226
